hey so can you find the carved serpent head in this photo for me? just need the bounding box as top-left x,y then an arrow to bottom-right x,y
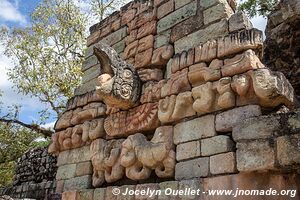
94,43 -> 141,110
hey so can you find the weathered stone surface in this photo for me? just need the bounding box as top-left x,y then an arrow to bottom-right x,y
158,92 -> 196,124
120,126 -> 175,181
74,77 -> 98,96
173,115 -> 216,144
176,141 -> 201,161
56,164 -> 76,180
90,139 -> 125,187
210,152 -> 237,175
175,157 -> 209,180
171,48 -> 194,73
155,30 -> 171,48
194,40 -> 217,63
188,62 -> 221,87
70,103 -> 106,125
135,184 -> 159,200
203,2 -> 233,25
175,0 -> 193,9
76,161 -> 93,177
277,134 -> 300,166
62,191 -> 79,200
203,173 -> 300,200
216,105 -> 262,132
135,48 -> 153,68
82,64 -> 101,84
178,179 -> 203,200
100,27 -> 127,46
117,185 -> 135,200
201,135 -> 234,156
161,69 -> 191,97
55,110 -> 73,130
82,55 -> 99,71
78,189 -> 94,200
57,146 -> 91,166
64,175 -> 92,191
104,103 -> 159,137
138,68 -> 164,82
123,40 -> 138,59
82,118 -> 105,142
137,20 -> 157,39
221,49 -> 264,77
94,188 -> 106,200
121,9 -> 136,25
157,1 -> 197,33
158,181 -> 178,200
138,35 -> 154,53
200,0 -> 227,9
175,19 -> 228,54
217,29 -> 263,58
236,141 -> 275,172
157,0 -> 174,19
229,12 -> 253,32
151,45 -> 174,66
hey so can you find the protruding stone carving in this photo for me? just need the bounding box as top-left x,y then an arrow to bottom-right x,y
161,68 -> 191,98
158,92 -> 195,123
195,40 -> 217,63
138,68 -> 163,82
104,103 -> 160,137
90,139 -> 125,187
141,81 -> 165,103
221,49 -> 264,77
188,62 -> 221,87
120,126 -> 175,180
55,110 -> 73,130
171,49 -> 194,73
192,82 -> 215,114
94,43 -> 141,110
217,29 -> 263,58
82,119 -> 105,142
70,103 -> 106,125
151,45 -> 174,66
217,77 -> 235,109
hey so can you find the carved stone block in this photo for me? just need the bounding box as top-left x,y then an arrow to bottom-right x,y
120,126 -> 175,180
158,92 -> 195,123
194,40 -> 217,63
151,45 -> 174,66
138,35 -> 154,53
104,103 -> 160,137
90,139 -> 125,187
221,49 -> 264,77
82,118 -> 105,142
138,68 -> 164,82
171,48 -> 194,73
188,62 -> 221,87
161,68 -> 191,98
123,40 -> 138,59
217,29 -> 263,58
70,103 -> 106,125
135,48 -> 153,69
55,110 -> 73,130
121,9 -> 137,26
137,20 -> 157,39
141,81 -> 165,103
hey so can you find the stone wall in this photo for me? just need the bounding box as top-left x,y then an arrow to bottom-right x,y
0,147 -> 58,200
264,0 -> 300,98
48,0 -> 300,199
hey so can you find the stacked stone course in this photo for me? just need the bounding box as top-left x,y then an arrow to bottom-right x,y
47,0 -> 300,199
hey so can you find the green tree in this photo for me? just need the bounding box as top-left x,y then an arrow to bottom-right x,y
90,0 -> 130,20
238,0 -> 279,17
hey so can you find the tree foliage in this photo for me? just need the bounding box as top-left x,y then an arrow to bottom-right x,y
238,0 -> 279,17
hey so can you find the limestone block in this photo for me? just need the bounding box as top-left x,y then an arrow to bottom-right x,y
121,9 -> 136,26
210,152 -> 237,175
203,2 -> 233,25
151,45 -> 174,66
175,0 -> 193,9
138,68 -> 164,82
217,29 -> 263,58
62,191 -> 79,200
57,146 -> 91,166
154,30 -> 171,48
216,105 -> 262,132
157,1 -> 197,33
129,8 -> 156,31
125,29 -> 137,45
141,81 -> 164,104
94,188 -> 106,200
55,110 -> 73,130
161,68 -> 191,98
100,27 -> 127,46
82,55 -> 98,71
120,126 -> 175,181
90,139 -> 125,187
135,48 -> 153,69
173,115 -> 216,144
137,20 -> 157,39
76,161 -> 93,177
158,92 -> 195,124
229,12 -> 253,32
221,49 -> 265,77
104,103 -> 160,137
194,40 -> 217,63
176,141 -> 201,161
56,164 -> 76,180
135,184 -> 159,200
201,135 -> 234,156
157,0 -> 174,19
82,118 -> 105,142
175,157 -> 209,180
82,64 -> 101,84
277,134 -> 300,166
64,175 -> 92,191
236,141 -> 275,172
188,62 -> 221,87
70,103 -> 106,125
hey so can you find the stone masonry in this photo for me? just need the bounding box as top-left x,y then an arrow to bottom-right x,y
47,0 -> 300,199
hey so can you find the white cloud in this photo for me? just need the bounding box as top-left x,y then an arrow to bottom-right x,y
250,16 -> 268,38
42,121 -> 55,130
0,0 -> 27,24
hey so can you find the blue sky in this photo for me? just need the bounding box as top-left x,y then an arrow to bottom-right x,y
0,0 -> 267,129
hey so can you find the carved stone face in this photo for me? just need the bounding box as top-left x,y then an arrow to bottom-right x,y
94,43 -> 141,110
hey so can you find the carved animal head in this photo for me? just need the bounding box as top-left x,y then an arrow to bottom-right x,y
94,43 -> 141,110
